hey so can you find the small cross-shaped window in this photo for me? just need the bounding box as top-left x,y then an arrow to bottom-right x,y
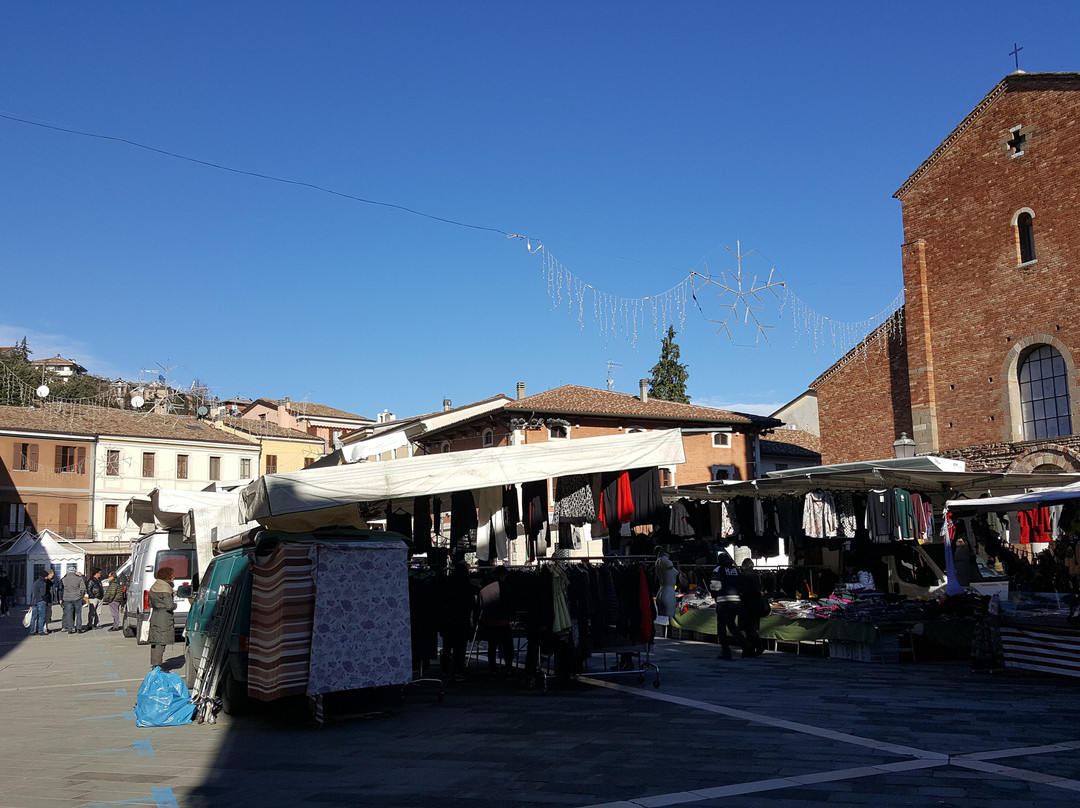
1007,126 -> 1027,157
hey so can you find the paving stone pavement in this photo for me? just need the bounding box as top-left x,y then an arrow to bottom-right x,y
2,608 -> 1080,808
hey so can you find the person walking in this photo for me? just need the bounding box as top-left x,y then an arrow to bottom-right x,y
44,569 -> 57,631
0,570 -> 13,617
102,572 -> 125,631
709,550 -> 750,660
737,559 -> 765,658
60,568 -> 88,634
28,569 -> 53,636
148,567 -> 176,669
85,568 -> 105,630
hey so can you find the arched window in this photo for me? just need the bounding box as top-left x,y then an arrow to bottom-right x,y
1019,345 -> 1071,440
1014,209 -> 1036,264
481,428 -> 494,448
441,441 -> 451,453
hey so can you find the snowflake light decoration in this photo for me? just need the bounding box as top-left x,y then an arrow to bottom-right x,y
692,242 -> 786,343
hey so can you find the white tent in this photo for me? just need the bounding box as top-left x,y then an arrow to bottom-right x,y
945,481 -> 1080,516
0,529 -> 85,606
147,488 -> 257,577
239,429 -> 687,529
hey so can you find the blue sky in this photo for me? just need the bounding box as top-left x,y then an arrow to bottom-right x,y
2,3 -> 1076,419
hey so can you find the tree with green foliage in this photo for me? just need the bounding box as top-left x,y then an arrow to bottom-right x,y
0,338 -> 41,406
648,325 -> 690,403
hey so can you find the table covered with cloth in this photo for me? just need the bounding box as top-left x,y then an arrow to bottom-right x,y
670,608 -> 972,649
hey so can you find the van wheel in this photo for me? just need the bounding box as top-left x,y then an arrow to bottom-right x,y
219,665 -> 248,716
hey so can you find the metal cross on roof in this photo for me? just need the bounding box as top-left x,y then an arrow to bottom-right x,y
1010,42 -> 1024,71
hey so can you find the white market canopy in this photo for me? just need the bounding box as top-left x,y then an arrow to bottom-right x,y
946,481 -> 1080,516
240,429 -> 687,527
148,488 -> 257,577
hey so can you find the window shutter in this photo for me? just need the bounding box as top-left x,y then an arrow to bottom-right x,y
76,446 -> 86,474
11,442 -> 17,467
25,502 -> 37,530
55,445 -> 63,473
28,443 -> 38,470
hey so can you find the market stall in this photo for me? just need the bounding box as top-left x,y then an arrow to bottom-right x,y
0,529 -> 85,605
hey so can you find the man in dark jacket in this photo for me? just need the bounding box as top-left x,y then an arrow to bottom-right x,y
737,559 -> 765,658
28,570 -> 53,636
0,570 -> 13,616
60,569 -> 87,634
102,572 -> 125,631
85,568 -> 105,630
709,551 -> 750,660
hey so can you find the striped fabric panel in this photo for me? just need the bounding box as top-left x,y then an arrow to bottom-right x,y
1001,626 -> 1080,678
248,543 -> 316,701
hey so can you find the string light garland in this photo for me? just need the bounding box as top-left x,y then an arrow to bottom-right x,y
3,113 -> 907,367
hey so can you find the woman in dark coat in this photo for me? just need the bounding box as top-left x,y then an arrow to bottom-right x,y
148,567 -> 176,669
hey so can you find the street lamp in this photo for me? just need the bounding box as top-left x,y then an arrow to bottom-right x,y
893,432 -> 916,459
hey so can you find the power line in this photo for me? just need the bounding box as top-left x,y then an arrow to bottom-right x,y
0,111 -> 514,238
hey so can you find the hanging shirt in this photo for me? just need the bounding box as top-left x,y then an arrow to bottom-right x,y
894,488 -> 918,540
802,491 -> 838,538
866,489 -> 896,543
835,491 -> 857,539
554,474 -> 596,523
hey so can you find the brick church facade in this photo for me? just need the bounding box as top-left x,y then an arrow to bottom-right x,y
813,72 -> 1080,472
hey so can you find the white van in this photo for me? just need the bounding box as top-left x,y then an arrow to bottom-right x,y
122,530 -> 196,643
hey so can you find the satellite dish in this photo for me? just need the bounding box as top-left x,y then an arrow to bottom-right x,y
36,384 -> 50,398
197,406 -> 209,417
130,395 -> 145,409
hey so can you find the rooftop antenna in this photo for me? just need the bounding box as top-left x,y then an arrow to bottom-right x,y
605,360 -> 622,391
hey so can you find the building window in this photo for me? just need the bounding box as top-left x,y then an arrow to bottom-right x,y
4,503 -> 27,537
142,452 -> 155,478
441,441 -> 451,453
56,446 -> 86,474
482,428 -> 494,448
240,458 -> 252,477
712,464 -> 738,481
106,449 -> 120,476
104,504 -> 118,530
548,425 -> 569,440
774,463 -> 790,472
15,442 -> 39,472
1015,209 -> 1036,264
1019,345 -> 1072,440
711,432 -> 732,448
209,456 -> 221,481
659,468 -> 673,487
304,457 -> 315,467
265,455 -> 278,475
176,454 -> 188,480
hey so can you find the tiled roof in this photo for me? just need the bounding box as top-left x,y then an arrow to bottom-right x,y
251,399 -> 370,422
761,429 -> 822,458
0,404 -> 259,446
505,385 -> 780,427
219,416 -> 323,442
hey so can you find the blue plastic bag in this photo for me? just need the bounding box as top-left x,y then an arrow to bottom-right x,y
134,667 -> 196,728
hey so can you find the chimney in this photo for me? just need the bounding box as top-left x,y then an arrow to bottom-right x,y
639,379 -> 649,404
516,381 -> 526,400
443,398 -> 452,411
284,396 -> 291,405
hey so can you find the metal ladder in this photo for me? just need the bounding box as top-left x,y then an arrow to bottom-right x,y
190,583 -> 240,724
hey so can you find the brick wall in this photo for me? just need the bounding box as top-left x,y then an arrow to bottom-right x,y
898,76 -> 1080,457
813,318 -> 912,464
816,74 -> 1080,469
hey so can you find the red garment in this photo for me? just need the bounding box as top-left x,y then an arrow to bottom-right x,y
617,471 -> 635,524
634,566 -> 654,644
1017,507 -> 1052,544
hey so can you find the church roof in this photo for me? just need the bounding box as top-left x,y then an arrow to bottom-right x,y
894,72 -> 1080,200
